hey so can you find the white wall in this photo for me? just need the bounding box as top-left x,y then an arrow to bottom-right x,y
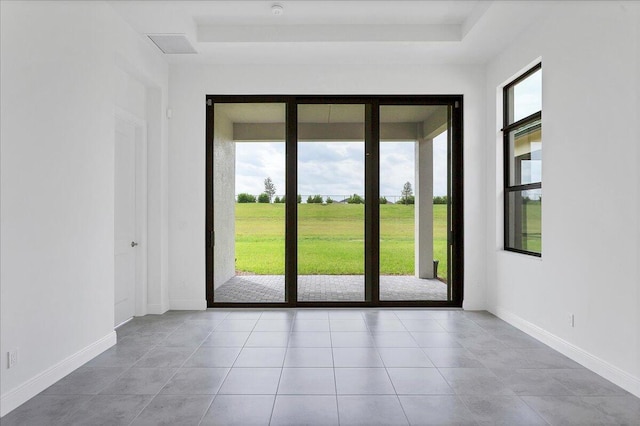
213,111 -> 236,288
0,0 -> 169,415
114,68 -> 147,119
168,63 -> 486,309
485,1 -> 640,397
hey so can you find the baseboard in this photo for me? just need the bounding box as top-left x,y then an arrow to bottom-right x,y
147,303 -> 170,315
0,331 -> 117,417
169,299 -> 207,311
492,306 -> 640,398
462,300 -> 486,311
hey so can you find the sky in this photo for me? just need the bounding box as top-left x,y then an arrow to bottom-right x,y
235,132 -> 448,201
233,70 -> 540,201
513,68 -> 541,122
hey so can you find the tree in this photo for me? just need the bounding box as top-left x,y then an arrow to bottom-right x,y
297,194 -> 302,204
347,194 -> 364,204
264,177 -> 276,203
257,193 -> 270,203
237,193 -> 256,203
401,181 -> 413,205
401,195 -> 415,205
379,196 -> 388,204
307,195 -> 323,204
274,196 -> 281,203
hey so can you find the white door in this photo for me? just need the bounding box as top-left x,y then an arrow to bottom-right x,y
114,119 -> 137,326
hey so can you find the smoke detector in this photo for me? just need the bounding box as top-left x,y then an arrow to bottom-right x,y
147,34 -> 197,54
271,4 -> 284,16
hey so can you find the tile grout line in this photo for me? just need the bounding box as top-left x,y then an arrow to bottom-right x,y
329,311 -> 341,426
266,310 -> 290,425
193,315 -> 238,426
74,319 -> 177,425
516,394 -> 553,425
199,310 -> 259,425
380,344 -> 411,425
395,311 -> 453,426
144,315 -> 226,424
127,315 -> 208,426
367,310 -> 412,425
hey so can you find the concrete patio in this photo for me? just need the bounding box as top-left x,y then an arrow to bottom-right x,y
214,275 -> 448,303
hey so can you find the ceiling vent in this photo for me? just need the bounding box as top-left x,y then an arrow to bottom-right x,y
147,34 -> 197,54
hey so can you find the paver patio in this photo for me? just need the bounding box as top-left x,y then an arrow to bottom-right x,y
214,275 -> 448,303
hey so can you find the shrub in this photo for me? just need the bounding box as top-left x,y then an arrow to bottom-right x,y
326,197 -> 333,204
274,196 -> 281,203
307,194 -> 323,204
297,194 -> 302,204
347,194 -> 364,204
379,196 -> 388,204
433,195 -> 448,204
280,195 -> 286,203
257,193 -> 270,203
237,193 -> 256,203
399,195 -> 415,205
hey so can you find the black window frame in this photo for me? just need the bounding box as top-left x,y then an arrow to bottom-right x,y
205,95 -> 464,308
503,63 -> 542,257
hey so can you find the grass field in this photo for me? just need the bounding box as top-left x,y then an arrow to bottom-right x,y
520,202 -> 542,253
235,203 -> 449,279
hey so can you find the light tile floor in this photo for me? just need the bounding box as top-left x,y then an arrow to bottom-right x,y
3,309 -> 640,425
215,275 -> 448,302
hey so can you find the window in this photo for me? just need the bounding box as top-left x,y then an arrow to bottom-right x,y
503,64 -> 542,256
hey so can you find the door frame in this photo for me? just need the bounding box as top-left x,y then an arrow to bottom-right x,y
115,107 -> 148,321
205,95 -> 463,308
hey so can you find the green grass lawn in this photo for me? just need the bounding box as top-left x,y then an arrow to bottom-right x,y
235,203 -> 449,280
521,202 -> 541,253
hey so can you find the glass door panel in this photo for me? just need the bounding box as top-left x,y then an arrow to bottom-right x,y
206,96 -> 462,308
379,105 -> 451,301
297,104 -> 365,302
212,102 -> 286,303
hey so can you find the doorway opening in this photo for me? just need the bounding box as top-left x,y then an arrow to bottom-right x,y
206,96 -> 463,308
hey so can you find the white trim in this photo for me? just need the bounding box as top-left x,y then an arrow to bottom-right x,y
0,332 -> 116,417
115,107 -> 149,319
114,316 -> 134,329
492,306 -> 640,398
462,300 -> 486,311
146,303 -> 170,315
170,299 -> 207,311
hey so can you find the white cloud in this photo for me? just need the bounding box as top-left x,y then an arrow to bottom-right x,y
236,142 -> 285,196
235,134 -> 448,199
298,142 -> 364,197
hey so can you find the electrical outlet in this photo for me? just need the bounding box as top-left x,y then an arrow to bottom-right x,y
568,314 -> 575,328
7,349 -> 18,369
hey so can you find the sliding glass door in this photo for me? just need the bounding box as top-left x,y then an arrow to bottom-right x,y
297,104 -> 366,302
378,105 -> 451,302
206,96 -> 463,308
209,102 -> 287,303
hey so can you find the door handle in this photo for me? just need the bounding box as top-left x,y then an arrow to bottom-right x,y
131,241 -> 138,247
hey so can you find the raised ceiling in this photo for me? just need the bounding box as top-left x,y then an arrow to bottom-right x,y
109,1 -> 553,65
